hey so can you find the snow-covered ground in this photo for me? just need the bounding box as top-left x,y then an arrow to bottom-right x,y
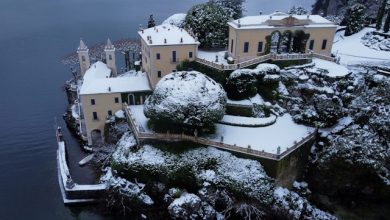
130,105 -> 313,154
197,50 -> 229,65
220,114 -> 277,127
129,105 -> 151,132
333,28 -> 390,65
210,114 -> 314,154
227,94 -> 264,106
312,58 -> 349,78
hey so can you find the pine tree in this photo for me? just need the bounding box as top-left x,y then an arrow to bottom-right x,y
184,3 -> 230,48
210,0 -> 245,19
147,14 -> 156,28
384,9 -> 390,32
376,0 -> 387,30
288,5 -> 308,15
345,4 -> 366,36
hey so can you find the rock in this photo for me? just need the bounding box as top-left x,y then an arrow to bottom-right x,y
168,193 -> 216,220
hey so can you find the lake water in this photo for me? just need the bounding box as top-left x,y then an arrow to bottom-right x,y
0,0 -> 313,219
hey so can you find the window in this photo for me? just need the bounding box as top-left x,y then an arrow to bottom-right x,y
257,42 -> 263,53
156,53 -> 160,60
91,99 -> 95,105
108,110 -> 112,116
109,54 -> 112,60
93,112 -> 98,120
244,42 -> 249,53
157,71 -> 162,78
172,51 -> 177,62
82,56 -> 85,62
114,97 -> 119,103
231,39 -> 234,53
322,39 -> 327,50
309,40 -> 315,50
189,51 -> 193,58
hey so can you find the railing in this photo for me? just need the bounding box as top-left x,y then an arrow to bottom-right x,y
195,57 -> 238,70
312,53 -> 336,62
123,105 -> 318,161
195,53 -> 324,71
123,103 -> 140,144
56,128 -> 106,204
271,53 -> 313,61
278,129 -> 317,160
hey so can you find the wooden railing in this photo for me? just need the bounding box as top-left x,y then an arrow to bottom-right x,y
123,104 -> 318,161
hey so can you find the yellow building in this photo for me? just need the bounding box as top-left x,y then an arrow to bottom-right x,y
227,12 -> 337,63
138,24 -> 199,88
77,40 -> 152,145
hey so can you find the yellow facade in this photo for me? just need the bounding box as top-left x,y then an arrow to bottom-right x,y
141,38 -> 198,87
80,93 -> 123,144
228,26 -> 336,63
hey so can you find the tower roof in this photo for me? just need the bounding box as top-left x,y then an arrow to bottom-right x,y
105,38 -> 115,50
78,39 -> 88,51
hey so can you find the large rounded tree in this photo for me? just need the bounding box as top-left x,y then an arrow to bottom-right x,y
184,2 -> 230,48
144,71 -> 227,128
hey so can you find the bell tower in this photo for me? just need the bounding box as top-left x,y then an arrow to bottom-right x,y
104,38 -> 117,77
77,39 -> 90,77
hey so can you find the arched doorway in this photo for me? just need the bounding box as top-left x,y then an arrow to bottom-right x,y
91,129 -> 103,147
281,31 -> 293,53
128,94 -> 135,105
270,31 -> 281,53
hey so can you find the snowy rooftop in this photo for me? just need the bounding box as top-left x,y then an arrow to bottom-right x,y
138,24 -> 199,46
229,11 -> 336,29
80,62 -> 151,95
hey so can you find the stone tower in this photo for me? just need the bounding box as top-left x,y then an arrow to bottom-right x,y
104,38 -> 117,77
77,39 -> 90,77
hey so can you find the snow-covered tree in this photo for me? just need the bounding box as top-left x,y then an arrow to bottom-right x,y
376,0 -> 387,30
313,94 -> 344,126
210,0 -> 245,19
144,71 -> 227,128
344,3 -> 366,36
225,69 -> 257,100
384,9 -> 390,32
288,5 -> 308,15
147,14 -> 156,28
184,2 -> 230,48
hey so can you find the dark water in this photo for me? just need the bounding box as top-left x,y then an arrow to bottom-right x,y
0,0 -> 313,219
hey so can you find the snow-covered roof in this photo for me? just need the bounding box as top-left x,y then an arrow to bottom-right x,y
229,12 -> 336,29
80,62 -> 151,95
138,24 -> 199,46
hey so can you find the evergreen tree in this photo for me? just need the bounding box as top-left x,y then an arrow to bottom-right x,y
376,0 -> 387,30
184,3 -> 230,48
288,5 -> 308,15
210,0 -> 245,19
344,4 -> 366,36
384,9 -> 390,32
147,14 -> 156,28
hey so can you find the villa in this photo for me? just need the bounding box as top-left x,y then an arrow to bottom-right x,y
138,12 -> 337,85
76,11 -> 338,145
227,11 -> 337,63
77,39 -> 152,145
